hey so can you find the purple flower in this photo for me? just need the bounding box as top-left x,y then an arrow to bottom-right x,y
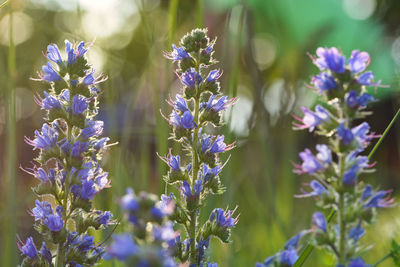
121,188 -> 139,211
72,95 -> 89,115
25,124 -> 58,150
65,40 -> 87,65
200,164 -> 222,182
293,105 -> 330,132
71,141 -> 89,157
39,91 -> 62,110
316,144 -> 332,164
80,180 -> 97,199
280,247 -> 299,266
166,44 -> 190,61
47,44 -> 63,64
77,234 -> 94,252
343,154 -> 369,186
357,71 -> 376,86
363,190 -> 394,208
348,50 -> 370,73
314,47 -> 346,73
81,121 -> 104,139
30,200 -> 53,221
346,90 -> 374,108
163,154 -> 180,171
41,63 -> 61,82
39,242 -> 52,264
206,69 -> 222,83
295,148 -> 323,174
159,193 -> 175,216
84,72 -> 95,85
210,208 -> 237,228
349,258 -> 370,267
98,211 -> 113,225
361,185 -> 373,200
180,68 -> 202,88
18,237 -> 37,259
284,231 -> 306,250
169,110 -> 196,129
106,234 -> 138,260
92,137 -> 110,150
203,95 -> 236,112
348,222 -> 365,242
169,94 -> 189,112
337,123 -> 354,145
312,73 -> 337,92
296,180 -> 328,198
201,135 -> 234,154
312,212 -> 327,232
153,222 -> 177,243
45,214 -> 64,232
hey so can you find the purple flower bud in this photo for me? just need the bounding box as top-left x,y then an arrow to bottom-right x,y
348,50 -> 370,73
170,95 -> 189,112
71,141 -> 89,157
314,47 -> 346,73
181,111 -> 196,129
84,72 -> 95,85
312,212 -> 327,232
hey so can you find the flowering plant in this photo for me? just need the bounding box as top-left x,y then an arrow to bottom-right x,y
18,40 -> 113,267
257,47 -> 394,267
160,28 -> 238,266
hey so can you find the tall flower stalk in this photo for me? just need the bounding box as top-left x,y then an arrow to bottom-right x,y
257,47 -> 394,267
162,28 -> 238,266
18,41 -> 113,267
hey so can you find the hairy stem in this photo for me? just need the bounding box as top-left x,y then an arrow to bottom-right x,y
338,153 -> 346,264
188,59 -> 201,266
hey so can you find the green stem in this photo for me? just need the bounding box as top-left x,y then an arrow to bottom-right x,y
188,59 -> 201,266
4,8 -> 17,267
338,154 -> 346,264
373,252 -> 393,267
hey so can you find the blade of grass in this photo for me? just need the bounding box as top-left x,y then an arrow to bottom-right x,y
196,0 -> 204,28
3,8 -> 17,267
0,0 -> 8,9
293,106 -> 400,267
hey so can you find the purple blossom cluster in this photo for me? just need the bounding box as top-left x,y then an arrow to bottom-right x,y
257,47 -> 394,267
19,41 -> 112,267
105,189 -> 177,266
161,28 -> 238,266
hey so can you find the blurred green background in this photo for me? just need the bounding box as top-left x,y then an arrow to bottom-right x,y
1,0 -> 400,266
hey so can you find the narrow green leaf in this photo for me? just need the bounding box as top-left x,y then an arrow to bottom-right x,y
0,0 -> 9,9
